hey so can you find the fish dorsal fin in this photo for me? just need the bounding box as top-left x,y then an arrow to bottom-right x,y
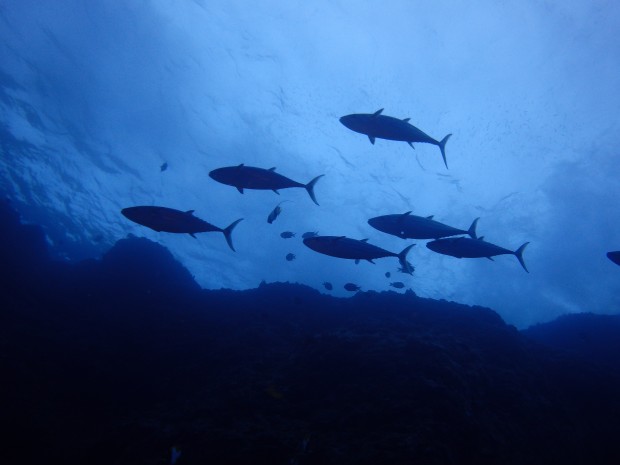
355,259 -> 360,264
236,186 -> 244,194
426,215 -> 434,220
402,211 -> 412,216
186,210 -> 195,215
402,117 -> 410,122
237,163 -> 244,167
373,108 -> 384,116
269,167 -> 276,171
361,238 -> 369,242
478,236 -> 485,241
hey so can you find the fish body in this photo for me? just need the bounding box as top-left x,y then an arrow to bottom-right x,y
286,253 -> 296,261
344,283 -> 361,292
323,281 -> 333,290
303,235 -> 414,273
280,231 -> 295,239
427,237 -> 529,272
160,162 -> 168,172
209,164 -> 324,205
339,109 -> 451,168
369,212 -> 479,240
608,251 -> 620,266
390,282 -> 405,289
121,206 -> 242,251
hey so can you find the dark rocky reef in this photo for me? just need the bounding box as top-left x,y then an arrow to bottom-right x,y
1,199 -> 619,465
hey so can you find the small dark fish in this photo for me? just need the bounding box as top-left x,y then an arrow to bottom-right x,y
267,201 -> 289,224
427,236 -> 529,272
286,253 -> 296,261
302,231 -> 319,239
280,231 -> 295,239
385,271 -> 391,278
369,212 -> 479,240
339,108 -> 451,168
344,283 -> 361,292
323,282 -> 333,291
608,251 -> 620,266
390,282 -> 405,289
209,164 -> 324,205
121,206 -> 242,251
160,162 -> 168,172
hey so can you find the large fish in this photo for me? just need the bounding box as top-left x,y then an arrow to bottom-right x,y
121,206 -> 243,251
607,251 -> 620,266
339,108 -> 452,168
209,164 -> 324,205
368,211 -> 479,240
303,235 -> 415,274
426,236 -> 529,272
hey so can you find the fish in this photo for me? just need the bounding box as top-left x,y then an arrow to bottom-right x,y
608,251 -> 620,266
303,235 -> 415,274
121,206 -> 243,251
390,282 -> 405,289
369,212 -> 479,240
426,236 -> 529,272
339,108 -> 452,168
267,201 -> 289,224
286,253 -> 296,261
385,271 -> 391,278
344,283 -> 361,292
323,281 -> 333,291
280,231 -> 295,239
160,162 -> 168,172
209,164 -> 324,205
302,231 -> 319,239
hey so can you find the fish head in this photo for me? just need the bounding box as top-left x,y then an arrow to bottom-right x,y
339,113 -> 373,133
121,206 -> 155,224
208,167 -> 228,184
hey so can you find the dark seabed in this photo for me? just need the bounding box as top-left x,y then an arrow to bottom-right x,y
2,199 -> 620,465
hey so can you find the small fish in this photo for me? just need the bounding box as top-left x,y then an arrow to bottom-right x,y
323,282 -> 333,290
170,446 -> 181,465
390,281 -> 405,289
344,283 -> 361,292
286,253 -> 296,261
302,231 -> 319,239
280,231 -> 295,239
385,271 -> 391,278
160,162 -> 168,172
267,201 -> 290,224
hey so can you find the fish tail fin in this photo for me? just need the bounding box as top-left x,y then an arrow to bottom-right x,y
438,134 -> 451,169
223,218 -> 243,251
468,217 -> 480,239
397,244 -> 415,274
514,242 -> 530,273
305,175 -> 325,206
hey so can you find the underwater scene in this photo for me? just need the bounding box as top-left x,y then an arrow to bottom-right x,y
1,1 -> 620,464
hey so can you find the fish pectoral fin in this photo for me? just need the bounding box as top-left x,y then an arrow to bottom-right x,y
272,189 -> 280,195
368,135 -> 376,145
366,259 -> 375,264
189,233 -> 197,239
408,141 -> 415,150
373,108 -> 384,116
355,259 -> 360,265
236,187 -> 244,194
486,256 -> 495,261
